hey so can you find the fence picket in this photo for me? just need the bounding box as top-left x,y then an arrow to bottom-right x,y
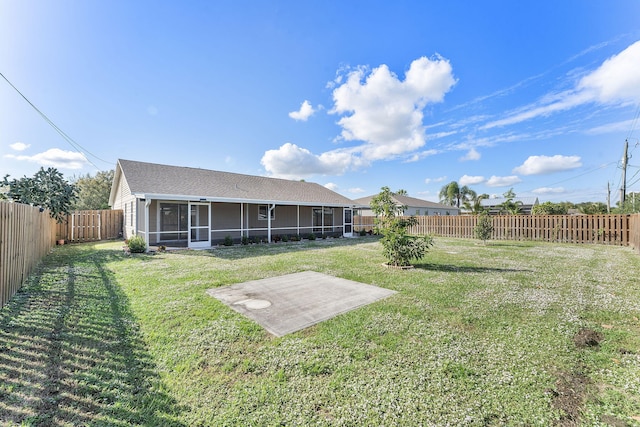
355,214 -> 639,248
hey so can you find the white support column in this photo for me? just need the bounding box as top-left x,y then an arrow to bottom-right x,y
240,202 -> 243,239
245,203 -> 249,238
267,204 -> 275,243
297,205 -> 300,235
144,199 -> 151,249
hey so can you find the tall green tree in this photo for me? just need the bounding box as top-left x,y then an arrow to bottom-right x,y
439,181 -> 476,208
613,193 -> 640,213
2,167 -> 77,222
72,170 -> 114,210
532,201 -> 569,215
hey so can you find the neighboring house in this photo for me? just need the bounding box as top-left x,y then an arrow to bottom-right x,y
479,197 -> 540,215
109,159 -> 357,248
353,194 -> 460,216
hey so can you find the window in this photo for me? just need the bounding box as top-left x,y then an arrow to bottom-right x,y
313,207 -> 333,232
159,203 -> 188,241
258,205 -> 275,220
415,209 -> 420,215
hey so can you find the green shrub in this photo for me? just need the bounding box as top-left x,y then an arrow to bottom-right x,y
241,236 -> 249,245
359,229 -> 368,236
223,235 -> 234,246
379,216 -> 434,267
127,235 -> 147,253
474,212 -> 494,245
381,231 -> 434,267
308,233 -> 317,241
281,234 -> 289,242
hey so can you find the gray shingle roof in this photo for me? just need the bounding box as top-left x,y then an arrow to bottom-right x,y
353,194 -> 458,210
116,159 -> 355,206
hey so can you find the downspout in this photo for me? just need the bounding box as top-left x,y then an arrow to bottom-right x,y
267,203 -> 275,243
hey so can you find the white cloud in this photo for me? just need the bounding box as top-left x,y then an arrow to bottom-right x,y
512,155 -> 582,175
405,149 -> 439,163
324,182 -> 338,191
459,175 -> 485,186
585,119 -> 636,135
264,55 -> 456,177
289,100 -> 316,121
9,142 -> 30,151
486,175 -> 521,187
331,55 -> 456,161
578,40 -> 640,103
532,187 -> 566,194
348,187 -> 366,194
4,148 -> 88,169
260,142 -> 366,179
425,176 -> 447,184
459,148 -> 480,161
482,40 -> 640,129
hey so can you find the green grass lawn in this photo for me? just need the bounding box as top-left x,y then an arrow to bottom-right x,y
1,237 -> 639,426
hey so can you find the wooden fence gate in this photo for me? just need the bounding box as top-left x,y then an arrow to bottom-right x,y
55,210 -> 123,243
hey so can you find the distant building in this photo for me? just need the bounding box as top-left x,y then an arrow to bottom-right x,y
353,194 -> 460,216
479,197 -> 539,215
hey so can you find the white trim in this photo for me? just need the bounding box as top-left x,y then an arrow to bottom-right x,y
144,199 -> 151,249
134,192 -> 354,208
188,202 -> 211,248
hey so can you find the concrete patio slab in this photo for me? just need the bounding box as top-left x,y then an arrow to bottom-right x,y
206,271 -> 396,337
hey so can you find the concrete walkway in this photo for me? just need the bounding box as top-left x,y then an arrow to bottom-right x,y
207,271 -> 396,337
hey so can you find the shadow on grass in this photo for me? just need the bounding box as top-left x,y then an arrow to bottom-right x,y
0,246 -> 186,426
413,262 -> 532,273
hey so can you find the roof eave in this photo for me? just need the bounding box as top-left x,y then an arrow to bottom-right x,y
133,193 -> 355,207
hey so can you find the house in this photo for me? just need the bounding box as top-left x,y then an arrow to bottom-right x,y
479,197 -> 540,215
353,194 -> 460,216
109,159 -> 357,248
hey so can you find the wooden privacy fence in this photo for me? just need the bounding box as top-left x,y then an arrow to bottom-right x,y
355,214 -> 640,247
55,210 -> 123,243
631,214 -> 640,254
0,201 -> 56,309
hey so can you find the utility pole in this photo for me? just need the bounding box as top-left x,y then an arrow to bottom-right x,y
607,182 -> 611,213
620,140 -> 628,207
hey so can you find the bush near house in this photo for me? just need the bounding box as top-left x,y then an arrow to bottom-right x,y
126,235 -> 146,253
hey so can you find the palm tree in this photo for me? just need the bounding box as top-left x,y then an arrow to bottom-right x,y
464,193 -> 489,214
439,181 -> 476,208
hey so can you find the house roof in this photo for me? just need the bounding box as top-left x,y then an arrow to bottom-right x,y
110,159 -> 355,206
353,194 -> 459,211
480,197 -> 539,207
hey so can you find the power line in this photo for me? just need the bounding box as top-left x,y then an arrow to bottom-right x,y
523,161 -> 617,194
0,72 -> 111,170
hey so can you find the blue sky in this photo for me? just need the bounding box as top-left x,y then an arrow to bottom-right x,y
2,1 -> 640,205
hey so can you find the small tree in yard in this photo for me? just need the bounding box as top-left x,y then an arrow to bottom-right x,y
474,211 -> 494,245
370,187 -> 434,267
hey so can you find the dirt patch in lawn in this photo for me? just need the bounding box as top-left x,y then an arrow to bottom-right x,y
551,370 -> 591,427
573,327 -> 604,348
550,328 -> 607,426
